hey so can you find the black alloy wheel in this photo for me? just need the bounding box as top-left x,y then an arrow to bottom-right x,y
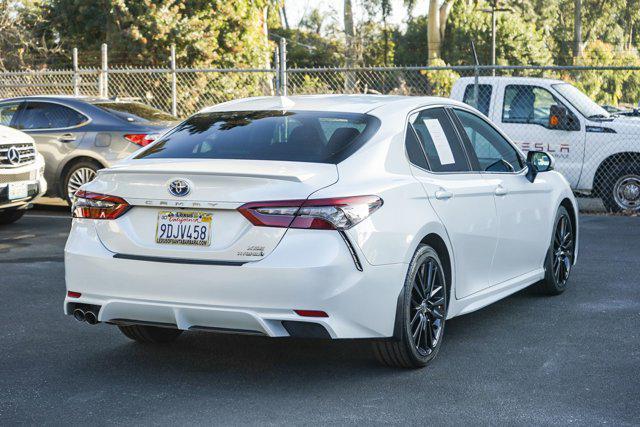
373,245 -> 448,368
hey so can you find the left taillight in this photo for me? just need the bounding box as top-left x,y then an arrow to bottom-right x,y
72,190 -> 130,220
238,195 -> 383,230
124,133 -> 156,147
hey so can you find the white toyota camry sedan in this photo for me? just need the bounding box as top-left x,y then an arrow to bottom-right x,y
65,95 -> 578,368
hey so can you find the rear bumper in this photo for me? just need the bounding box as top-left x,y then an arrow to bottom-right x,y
64,220 -> 406,339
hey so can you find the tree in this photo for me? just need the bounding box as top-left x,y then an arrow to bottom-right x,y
394,16 -> 429,65
443,1 -> 552,66
0,0 -> 61,70
42,0 -> 273,68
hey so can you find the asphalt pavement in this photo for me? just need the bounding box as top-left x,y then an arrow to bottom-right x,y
0,212 -> 638,425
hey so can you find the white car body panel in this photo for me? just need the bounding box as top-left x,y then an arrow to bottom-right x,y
65,95 -> 578,339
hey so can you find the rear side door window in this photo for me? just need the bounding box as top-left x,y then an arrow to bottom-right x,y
462,84 -> 492,116
408,107 -> 470,172
453,108 -> 524,172
16,102 -> 88,130
0,102 -> 23,127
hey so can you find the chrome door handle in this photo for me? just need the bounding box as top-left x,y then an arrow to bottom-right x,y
495,185 -> 508,196
58,133 -> 76,143
435,189 -> 453,200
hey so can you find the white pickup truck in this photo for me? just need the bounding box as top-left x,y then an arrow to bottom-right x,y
451,77 -> 640,212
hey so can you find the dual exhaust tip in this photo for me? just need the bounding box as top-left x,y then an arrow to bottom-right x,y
73,308 -> 99,325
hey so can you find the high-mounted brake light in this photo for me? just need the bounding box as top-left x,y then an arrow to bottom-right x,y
238,196 -> 383,230
72,190 -> 130,220
124,133 -> 155,147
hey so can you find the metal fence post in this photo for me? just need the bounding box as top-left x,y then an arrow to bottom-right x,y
273,46 -> 280,95
279,38 -> 287,96
100,43 -> 108,98
72,48 -> 79,96
170,44 -> 177,117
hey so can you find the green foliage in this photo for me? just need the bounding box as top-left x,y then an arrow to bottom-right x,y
420,58 -> 459,96
393,15 -> 429,65
271,28 -> 345,68
359,21 -> 395,66
443,1 -> 552,66
572,41 -> 640,105
41,0 -> 272,68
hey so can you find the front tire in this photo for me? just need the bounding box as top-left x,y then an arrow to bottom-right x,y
538,206 -> 575,295
0,208 -> 25,226
373,245 -> 447,368
118,324 -> 183,344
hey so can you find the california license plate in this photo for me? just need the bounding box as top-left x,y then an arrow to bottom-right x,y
156,211 -> 212,246
8,181 -> 29,200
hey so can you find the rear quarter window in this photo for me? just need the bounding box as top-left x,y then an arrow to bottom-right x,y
93,102 -> 175,123
462,84 -> 492,116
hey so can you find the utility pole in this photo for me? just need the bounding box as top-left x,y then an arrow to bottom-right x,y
482,1 -> 510,76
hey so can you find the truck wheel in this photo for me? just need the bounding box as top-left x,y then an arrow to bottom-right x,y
601,168 -> 640,212
0,208 -> 25,225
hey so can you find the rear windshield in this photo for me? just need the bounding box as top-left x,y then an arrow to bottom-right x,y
93,102 -> 176,123
136,110 -> 380,164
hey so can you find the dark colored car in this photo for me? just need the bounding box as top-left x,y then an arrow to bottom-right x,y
0,96 -> 177,203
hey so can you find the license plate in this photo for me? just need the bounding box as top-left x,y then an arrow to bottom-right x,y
156,211 -> 212,246
8,181 -> 29,200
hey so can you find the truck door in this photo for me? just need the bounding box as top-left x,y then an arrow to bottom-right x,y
495,82 -> 585,188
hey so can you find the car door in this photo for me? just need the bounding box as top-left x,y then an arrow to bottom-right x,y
406,106 -> 499,299
496,83 -> 585,188
451,107 -> 553,286
14,101 -> 88,186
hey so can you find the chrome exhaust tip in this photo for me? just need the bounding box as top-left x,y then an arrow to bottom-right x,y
85,311 -> 98,325
73,309 -> 86,322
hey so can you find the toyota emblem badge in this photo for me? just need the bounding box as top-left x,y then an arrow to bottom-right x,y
168,179 -> 191,197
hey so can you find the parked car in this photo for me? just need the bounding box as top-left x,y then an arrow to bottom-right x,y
0,96 -> 177,203
0,125 -> 47,225
64,95 -> 578,368
451,77 -> 640,212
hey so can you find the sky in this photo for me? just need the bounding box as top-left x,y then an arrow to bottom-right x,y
284,0 -> 428,29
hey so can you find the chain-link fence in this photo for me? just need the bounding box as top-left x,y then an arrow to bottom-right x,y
1,44 -> 640,212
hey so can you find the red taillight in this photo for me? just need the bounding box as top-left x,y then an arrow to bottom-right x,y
124,133 -> 154,147
67,291 -> 81,298
237,195 -> 383,230
294,310 -> 329,318
72,190 -> 130,220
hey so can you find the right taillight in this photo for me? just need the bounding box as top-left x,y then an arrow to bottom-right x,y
238,195 -> 383,230
72,190 -> 130,220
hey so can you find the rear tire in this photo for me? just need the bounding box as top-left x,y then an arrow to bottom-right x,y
0,208 -> 25,225
63,160 -> 101,205
538,206 -> 574,295
118,324 -> 183,344
373,244 -> 447,368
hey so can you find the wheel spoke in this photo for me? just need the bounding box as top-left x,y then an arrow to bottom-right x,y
429,297 -> 445,307
410,310 -> 421,327
422,317 -> 431,350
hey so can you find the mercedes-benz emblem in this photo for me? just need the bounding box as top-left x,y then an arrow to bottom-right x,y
168,179 -> 191,197
7,147 -> 21,166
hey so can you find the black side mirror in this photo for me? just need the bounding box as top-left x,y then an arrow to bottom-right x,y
549,105 -> 579,131
525,151 -> 554,182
